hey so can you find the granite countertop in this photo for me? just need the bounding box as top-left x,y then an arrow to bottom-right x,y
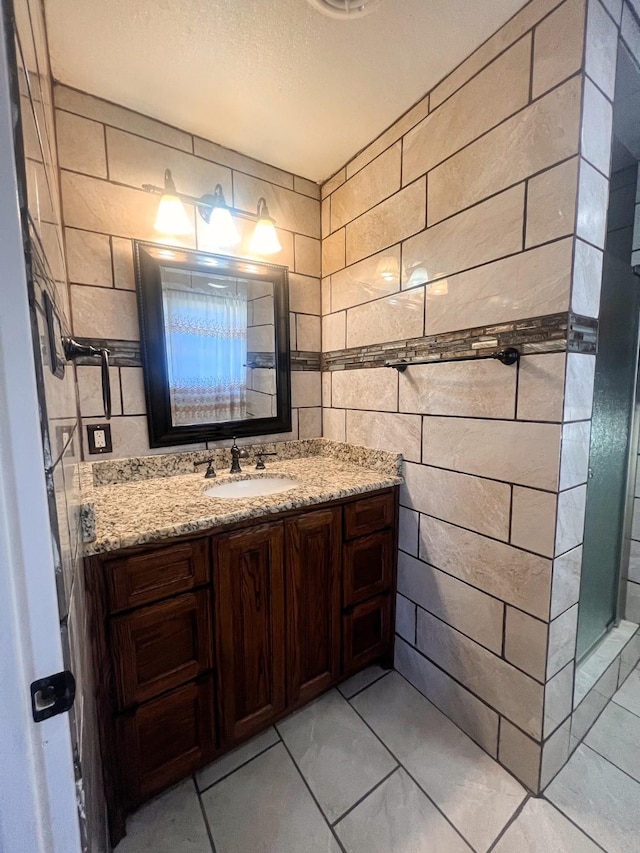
80,439 -> 403,555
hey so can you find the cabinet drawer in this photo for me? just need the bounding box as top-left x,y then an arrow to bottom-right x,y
343,595 -> 391,675
119,677 -> 215,806
111,590 -> 213,710
344,492 -> 394,539
343,530 -> 394,607
105,539 -> 209,613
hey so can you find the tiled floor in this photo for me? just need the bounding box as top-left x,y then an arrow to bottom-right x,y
115,663 -> 640,853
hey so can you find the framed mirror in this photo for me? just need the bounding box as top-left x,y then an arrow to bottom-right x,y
134,241 -> 291,446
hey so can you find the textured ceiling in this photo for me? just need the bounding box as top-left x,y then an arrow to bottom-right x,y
44,0 -> 529,182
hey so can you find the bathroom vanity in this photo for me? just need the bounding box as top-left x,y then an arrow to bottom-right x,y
81,440 -> 401,843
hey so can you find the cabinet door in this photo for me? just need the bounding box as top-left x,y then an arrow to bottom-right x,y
110,590 -> 213,710
343,594 -> 391,676
215,523 -> 285,744
285,508 -> 341,706
343,529 -> 394,607
120,677 -> 216,806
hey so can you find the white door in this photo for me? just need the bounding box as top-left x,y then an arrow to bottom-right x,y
0,10 -> 81,852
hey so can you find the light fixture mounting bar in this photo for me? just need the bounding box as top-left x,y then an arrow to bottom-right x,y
141,183 -> 258,222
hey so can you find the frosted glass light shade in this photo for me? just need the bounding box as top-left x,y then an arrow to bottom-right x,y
154,194 -> 193,235
209,206 -> 241,247
249,220 -> 282,255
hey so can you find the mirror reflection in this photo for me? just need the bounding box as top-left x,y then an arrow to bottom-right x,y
135,243 -> 291,446
160,267 -> 276,426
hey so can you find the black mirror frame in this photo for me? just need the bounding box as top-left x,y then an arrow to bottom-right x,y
134,241 -> 292,447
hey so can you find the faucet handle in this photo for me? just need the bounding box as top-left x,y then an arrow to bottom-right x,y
255,450 -> 277,470
194,458 -> 216,478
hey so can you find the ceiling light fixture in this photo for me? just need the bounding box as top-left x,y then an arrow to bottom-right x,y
306,0 -> 384,18
142,169 -> 281,255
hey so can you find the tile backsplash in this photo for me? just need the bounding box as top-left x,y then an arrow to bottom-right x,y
54,83 -> 322,459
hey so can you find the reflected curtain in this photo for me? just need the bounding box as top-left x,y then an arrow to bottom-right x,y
162,288 -> 247,425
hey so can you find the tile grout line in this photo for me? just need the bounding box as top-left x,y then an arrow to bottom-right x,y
330,765 -> 400,829
581,740 -> 640,789
543,782 -> 611,853
194,784 -> 219,853
346,679 -> 486,853
611,695 -> 640,720
337,669 -> 391,701
485,794 -> 530,852
195,736 -> 282,795
274,724 -> 350,853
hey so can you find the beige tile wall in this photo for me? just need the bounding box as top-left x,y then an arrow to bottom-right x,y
320,0 -> 615,793
55,84 -> 322,458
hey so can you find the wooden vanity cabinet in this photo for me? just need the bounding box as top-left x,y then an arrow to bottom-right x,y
214,522 -> 286,745
285,508 -> 342,707
88,487 -> 398,846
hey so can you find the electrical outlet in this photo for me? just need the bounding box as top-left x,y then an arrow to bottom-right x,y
87,424 -> 112,454
55,425 -> 76,460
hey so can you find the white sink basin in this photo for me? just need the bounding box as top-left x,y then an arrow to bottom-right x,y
204,477 -> 299,499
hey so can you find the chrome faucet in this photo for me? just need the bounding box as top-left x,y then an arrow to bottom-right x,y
229,437 -> 249,474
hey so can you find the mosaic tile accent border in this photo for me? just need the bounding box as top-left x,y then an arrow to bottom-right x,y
322,312 -> 598,372
73,337 -> 322,371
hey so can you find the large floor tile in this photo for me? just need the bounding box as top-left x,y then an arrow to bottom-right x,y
338,664 -> 389,699
195,727 -> 279,791
277,688 -> 397,822
335,767 -> 472,853
613,667 -> 640,716
546,744 -> 640,853
115,779 -> 211,852
585,701 -> 640,782
351,673 -> 525,852
201,743 -> 340,853
493,798 -> 601,852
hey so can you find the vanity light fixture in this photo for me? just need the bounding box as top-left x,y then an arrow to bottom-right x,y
142,169 -> 281,255
249,198 -> 282,255
203,184 -> 241,248
153,170 -> 193,236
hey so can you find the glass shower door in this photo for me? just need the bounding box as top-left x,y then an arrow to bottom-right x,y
576,251 -> 640,661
